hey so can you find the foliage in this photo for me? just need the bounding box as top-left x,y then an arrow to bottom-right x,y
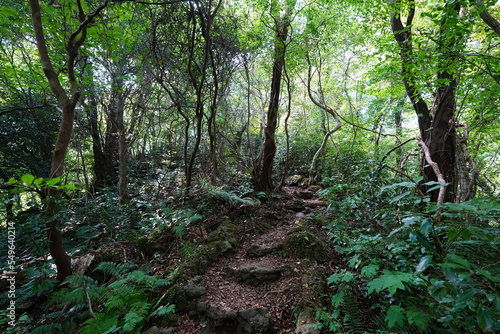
317,183 -> 500,333
42,262 -> 174,334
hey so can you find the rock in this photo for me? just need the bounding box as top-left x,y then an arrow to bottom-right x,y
237,307 -> 273,334
280,232 -> 327,262
197,302 -> 238,333
298,178 -> 310,188
197,303 -> 274,334
295,309 -> 320,334
229,262 -> 282,286
295,323 -> 320,334
295,190 -> 314,199
287,175 -> 304,186
307,185 -> 322,193
141,327 -> 177,334
71,254 -> 95,275
182,275 -> 206,298
246,244 -> 280,258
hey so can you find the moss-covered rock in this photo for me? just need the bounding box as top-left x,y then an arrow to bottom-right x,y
280,231 -> 327,262
207,218 -> 238,245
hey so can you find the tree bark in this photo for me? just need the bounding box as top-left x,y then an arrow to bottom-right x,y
29,0 -> 104,281
476,0 -> 500,36
252,15 -> 290,192
390,0 -> 461,203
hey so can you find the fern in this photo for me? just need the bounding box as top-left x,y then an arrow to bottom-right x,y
94,261 -> 137,278
207,187 -> 259,207
343,291 -> 364,334
47,263 -> 173,334
31,323 -> 63,334
79,312 -> 120,334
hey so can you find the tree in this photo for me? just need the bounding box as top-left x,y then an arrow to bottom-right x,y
28,0 -> 111,281
252,0 -> 294,192
390,0 -> 465,203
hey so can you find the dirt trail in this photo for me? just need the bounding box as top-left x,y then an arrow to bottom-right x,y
172,186 -> 336,334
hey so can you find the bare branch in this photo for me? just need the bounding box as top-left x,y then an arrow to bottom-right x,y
379,137 -> 417,165
0,104 -> 60,116
418,137 -> 447,204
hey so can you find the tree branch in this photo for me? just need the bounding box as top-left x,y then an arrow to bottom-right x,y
476,0 -> 500,36
0,104 -> 61,116
418,137 -> 447,204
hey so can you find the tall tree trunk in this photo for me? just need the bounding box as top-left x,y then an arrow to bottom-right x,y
29,0 -> 109,281
83,95 -> 116,189
390,0 -> 461,203
252,16 -> 290,192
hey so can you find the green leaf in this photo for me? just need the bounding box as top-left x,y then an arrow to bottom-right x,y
389,191 -> 411,203
477,305 -> 495,331
420,218 -> 433,235
331,291 -> 345,308
367,271 -> 414,295
426,182 -> 449,193
380,182 -> 415,192
446,254 -> 471,270
361,264 -> 379,278
21,174 -> 35,185
347,255 -> 360,268
45,177 -> 61,187
409,231 -> 434,251
7,177 -> 17,184
385,305 -> 405,328
416,255 -> 433,273
123,311 -> 143,331
57,183 -> 78,190
406,310 -> 428,330
476,269 -> 499,283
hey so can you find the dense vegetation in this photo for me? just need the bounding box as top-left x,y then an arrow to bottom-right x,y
1,0 -> 499,333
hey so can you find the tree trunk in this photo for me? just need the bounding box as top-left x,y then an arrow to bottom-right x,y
390,1 -> 461,203
83,96 -> 116,189
253,17 -> 290,192
45,102 -> 75,282
29,0 -> 107,281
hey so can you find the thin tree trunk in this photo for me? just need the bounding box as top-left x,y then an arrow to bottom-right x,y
253,16 -> 290,192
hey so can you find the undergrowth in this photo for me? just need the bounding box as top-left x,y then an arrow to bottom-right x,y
316,179 -> 500,333
4,262 -> 175,334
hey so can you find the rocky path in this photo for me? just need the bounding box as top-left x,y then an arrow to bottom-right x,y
169,186 -> 336,334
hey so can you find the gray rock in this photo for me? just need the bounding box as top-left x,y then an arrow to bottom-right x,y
230,262 -> 282,286
295,323 -> 320,334
182,275 -> 206,298
246,244 -> 280,258
287,175 -> 304,186
237,307 -> 272,333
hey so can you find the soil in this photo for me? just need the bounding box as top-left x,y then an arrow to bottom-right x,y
158,186 -> 340,333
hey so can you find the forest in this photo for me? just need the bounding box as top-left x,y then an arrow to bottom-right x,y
0,0 -> 499,333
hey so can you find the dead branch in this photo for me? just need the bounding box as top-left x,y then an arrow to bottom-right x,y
417,137 -> 447,204
379,137 -> 417,165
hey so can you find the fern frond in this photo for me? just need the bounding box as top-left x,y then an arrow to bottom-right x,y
123,311 -> 145,332
149,304 -> 176,318
94,261 -> 137,278
343,291 -> 364,334
79,312 -> 120,334
32,323 -> 63,334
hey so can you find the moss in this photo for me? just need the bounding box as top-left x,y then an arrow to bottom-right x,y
167,286 -> 197,313
207,218 -> 238,244
101,249 -> 122,262
280,231 -> 327,262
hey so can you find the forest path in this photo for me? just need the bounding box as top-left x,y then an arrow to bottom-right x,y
169,186 -> 338,334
